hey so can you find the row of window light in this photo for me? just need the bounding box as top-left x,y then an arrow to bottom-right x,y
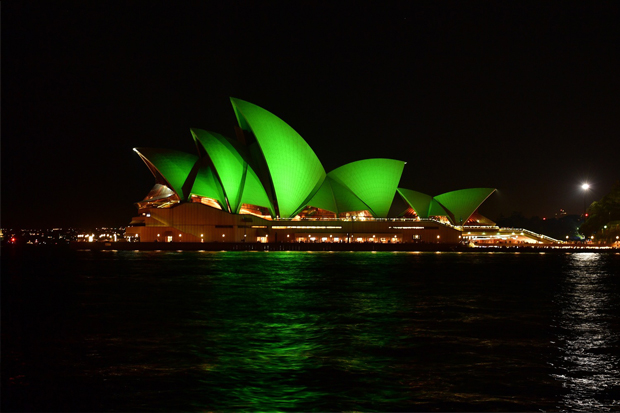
157,233 -> 444,241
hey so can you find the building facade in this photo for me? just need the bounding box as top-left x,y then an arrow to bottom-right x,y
126,98 -> 495,244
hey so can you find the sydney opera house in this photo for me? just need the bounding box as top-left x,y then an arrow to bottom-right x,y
125,98 -> 496,245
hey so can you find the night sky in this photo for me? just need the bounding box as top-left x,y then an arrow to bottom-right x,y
3,2 -> 619,228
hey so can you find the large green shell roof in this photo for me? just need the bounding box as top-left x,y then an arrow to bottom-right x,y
230,98 -> 326,218
134,148 -> 197,200
328,159 -> 405,217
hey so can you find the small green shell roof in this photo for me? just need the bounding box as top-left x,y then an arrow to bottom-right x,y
230,98 -> 326,218
190,163 -> 227,209
328,159 -> 405,217
241,167 -> 275,216
331,177 -> 370,214
428,199 -> 451,219
396,188 -> 434,217
134,148 -> 197,200
191,129 -> 247,213
434,188 -> 496,224
306,176 -> 369,214
306,177 -> 339,213
398,187 -> 496,223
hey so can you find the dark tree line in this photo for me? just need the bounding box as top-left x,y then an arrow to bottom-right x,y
580,180 -> 620,241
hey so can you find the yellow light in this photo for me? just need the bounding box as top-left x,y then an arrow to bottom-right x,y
437,235 -> 440,238
201,234 -> 204,237
179,234 -> 182,237
222,234 -> 225,237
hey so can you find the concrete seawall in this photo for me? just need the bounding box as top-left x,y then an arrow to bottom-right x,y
70,242 -> 617,253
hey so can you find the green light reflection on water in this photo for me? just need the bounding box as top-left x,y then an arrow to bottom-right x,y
191,252 -> 410,411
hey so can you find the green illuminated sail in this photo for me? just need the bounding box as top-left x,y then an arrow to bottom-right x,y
328,159 -> 405,217
434,188 -> 496,225
190,163 -> 228,209
134,148 -> 197,200
241,167 -> 276,216
306,176 -> 370,214
330,177 -> 370,214
428,198 -> 451,219
192,129 -> 247,213
306,177 -> 339,213
396,188 -> 434,217
230,98 -> 326,218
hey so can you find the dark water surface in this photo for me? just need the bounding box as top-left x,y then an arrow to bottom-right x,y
3,248 -> 619,412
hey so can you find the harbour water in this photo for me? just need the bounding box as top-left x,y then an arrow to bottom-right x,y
3,248 -> 619,411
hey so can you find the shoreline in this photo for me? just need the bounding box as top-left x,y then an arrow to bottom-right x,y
65,241 -> 618,253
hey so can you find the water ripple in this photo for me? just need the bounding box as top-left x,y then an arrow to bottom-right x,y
551,253 -> 620,412
3,249 -> 619,411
